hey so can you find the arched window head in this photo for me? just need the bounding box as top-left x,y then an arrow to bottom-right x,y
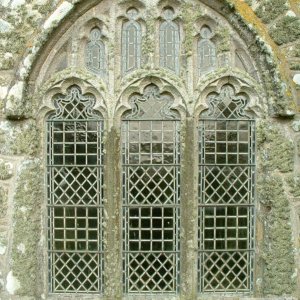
198,26 -> 217,76
160,8 -> 180,74
126,84 -> 179,120
206,85 -> 249,119
122,8 -> 142,75
85,28 -> 107,78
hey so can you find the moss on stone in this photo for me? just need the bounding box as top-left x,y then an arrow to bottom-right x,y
0,120 -> 40,156
257,174 -> 296,295
257,120 -> 294,172
11,159 -> 42,296
255,0 -> 289,24
270,16 -> 300,45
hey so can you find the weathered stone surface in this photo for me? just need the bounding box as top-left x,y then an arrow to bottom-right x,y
43,1 -> 73,30
0,19 -> 12,33
293,74 -> 300,85
270,16 -> 300,45
257,175 -> 296,295
0,185 -> 7,218
286,174 -> 300,198
257,120 -> 294,173
10,159 -> 43,296
255,0 -> 289,24
0,120 -> 40,156
0,159 -> 13,180
292,119 -> 300,131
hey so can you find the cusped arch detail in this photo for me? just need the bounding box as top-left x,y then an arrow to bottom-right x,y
194,72 -> 266,118
3,0 -> 295,119
38,74 -> 108,120
115,76 -> 187,120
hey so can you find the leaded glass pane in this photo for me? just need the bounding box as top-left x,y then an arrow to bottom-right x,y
122,85 -> 180,293
198,26 -> 216,75
85,28 -> 107,78
47,86 -> 104,293
198,84 -> 255,293
159,9 -> 180,74
122,8 -> 142,74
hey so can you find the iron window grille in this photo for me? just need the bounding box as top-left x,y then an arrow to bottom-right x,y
198,84 -> 255,293
122,84 -> 181,294
46,86 -> 104,293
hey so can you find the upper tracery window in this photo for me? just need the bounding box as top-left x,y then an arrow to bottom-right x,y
159,8 -> 180,74
122,8 -> 142,74
198,26 -> 217,76
85,28 -> 107,78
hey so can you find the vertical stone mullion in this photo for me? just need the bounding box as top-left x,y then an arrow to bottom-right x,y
180,116 -> 198,300
103,124 -> 122,300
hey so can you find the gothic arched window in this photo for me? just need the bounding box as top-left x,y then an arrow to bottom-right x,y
47,86 -> 104,293
159,8 -> 180,74
37,2 -> 262,298
198,85 -> 255,292
122,8 -> 142,74
85,28 -> 106,78
122,84 -> 181,293
198,26 -> 217,75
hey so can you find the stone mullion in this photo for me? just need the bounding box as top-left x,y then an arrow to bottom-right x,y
180,116 -> 198,300
103,124 -> 122,300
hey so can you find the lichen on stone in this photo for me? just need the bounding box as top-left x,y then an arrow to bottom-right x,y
0,119 -> 40,156
0,159 -> 13,180
0,3 -> 43,71
270,15 -> 300,45
215,26 -> 231,52
11,159 -> 43,296
142,9 -> 155,62
0,185 -> 8,217
255,0 -> 289,24
180,2 -> 202,57
286,173 -> 300,197
257,174 -> 296,295
257,120 -> 294,173
290,62 -> 300,70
